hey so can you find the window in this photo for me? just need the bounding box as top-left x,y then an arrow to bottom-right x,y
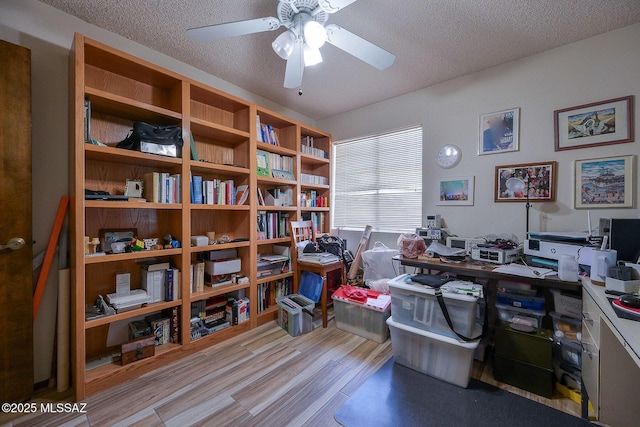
332,125 -> 423,232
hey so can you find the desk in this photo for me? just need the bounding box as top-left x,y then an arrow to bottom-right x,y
581,277 -> 640,425
398,256 -> 582,292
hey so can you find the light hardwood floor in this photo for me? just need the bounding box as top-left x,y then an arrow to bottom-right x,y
1,319 -> 580,427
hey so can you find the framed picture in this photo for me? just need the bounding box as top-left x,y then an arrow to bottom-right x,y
99,228 -> 137,253
554,96 -> 634,151
495,161 -> 556,202
124,179 -> 143,198
437,176 -> 474,206
479,108 -> 520,155
574,155 -> 635,209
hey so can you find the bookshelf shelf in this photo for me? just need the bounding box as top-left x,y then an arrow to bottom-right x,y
84,300 -> 182,329
256,272 -> 294,285
256,237 -> 291,245
257,176 -> 298,186
71,33 -> 331,400
83,248 -> 182,264
256,141 -> 297,156
300,183 -> 330,190
85,144 -> 183,167
84,201 -> 182,210
85,88 -> 182,122
189,204 -> 250,211
189,161 -> 250,177
300,207 -> 330,212
189,282 -> 251,302
300,153 -> 330,165
188,241 -> 251,254
190,117 -> 250,144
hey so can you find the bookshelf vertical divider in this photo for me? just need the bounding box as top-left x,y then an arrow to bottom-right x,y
69,33 -> 332,400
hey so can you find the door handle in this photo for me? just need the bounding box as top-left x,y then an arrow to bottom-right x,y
0,237 -> 26,251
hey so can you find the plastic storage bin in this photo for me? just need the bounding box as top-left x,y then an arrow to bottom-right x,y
495,303 -> 545,329
332,287 -> 391,343
550,289 -> 581,319
387,316 -> 480,388
554,337 -> 582,369
549,311 -> 582,344
497,291 -> 545,311
387,274 -> 483,339
276,294 -> 314,337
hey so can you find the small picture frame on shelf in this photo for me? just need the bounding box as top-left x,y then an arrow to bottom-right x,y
555,96 -> 634,151
437,176 -> 474,206
495,161 -> 556,202
574,155 -> 635,209
124,179 -> 144,198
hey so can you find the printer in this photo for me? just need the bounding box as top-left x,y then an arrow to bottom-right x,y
524,231 -> 596,270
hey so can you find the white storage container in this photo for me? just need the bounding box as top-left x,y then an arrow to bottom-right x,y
387,274 -> 483,339
387,316 -> 480,388
550,289 -> 581,319
332,287 -> 391,343
276,294 -> 314,337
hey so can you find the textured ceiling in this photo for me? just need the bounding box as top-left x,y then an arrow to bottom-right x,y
39,0 -> 640,120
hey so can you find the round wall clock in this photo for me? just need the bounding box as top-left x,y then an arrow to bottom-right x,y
436,145 -> 461,168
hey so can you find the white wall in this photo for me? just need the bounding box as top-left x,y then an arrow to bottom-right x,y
320,23 -> 640,252
0,0 -> 315,385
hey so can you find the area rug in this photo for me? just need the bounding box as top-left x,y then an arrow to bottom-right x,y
334,358 -> 592,427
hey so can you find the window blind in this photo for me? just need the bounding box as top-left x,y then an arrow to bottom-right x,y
332,125 -> 423,232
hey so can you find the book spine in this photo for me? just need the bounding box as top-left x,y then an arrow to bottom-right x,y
192,176 -> 203,204
165,268 -> 173,301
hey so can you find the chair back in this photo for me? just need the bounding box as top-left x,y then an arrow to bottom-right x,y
290,220 -> 316,246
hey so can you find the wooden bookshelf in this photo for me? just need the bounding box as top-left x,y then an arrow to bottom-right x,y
70,33 -> 332,400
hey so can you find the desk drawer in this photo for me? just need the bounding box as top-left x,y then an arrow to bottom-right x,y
582,290 -> 600,347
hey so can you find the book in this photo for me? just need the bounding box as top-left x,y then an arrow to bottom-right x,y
190,132 -> 199,161
236,185 -> 249,205
195,262 -> 205,292
143,172 -> 160,203
192,175 -> 203,204
162,306 -> 179,344
256,151 -> 270,177
256,115 -> 263,142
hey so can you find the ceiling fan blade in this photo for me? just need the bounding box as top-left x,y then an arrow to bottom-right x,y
316,0 -> 359,14
284,41 -> 304,88
188,17 -> 281,42
325,24 -> 395,70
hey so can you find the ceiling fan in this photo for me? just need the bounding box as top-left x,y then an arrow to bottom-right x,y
187,0 -> 396,89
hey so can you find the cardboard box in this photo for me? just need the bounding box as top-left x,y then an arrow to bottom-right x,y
190,235 -> 208,247
205,258 -> 241,276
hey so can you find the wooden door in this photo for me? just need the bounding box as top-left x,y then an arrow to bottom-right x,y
0,40 -> 33,402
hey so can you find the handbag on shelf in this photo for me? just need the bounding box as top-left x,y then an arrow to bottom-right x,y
117,122 -> 183,157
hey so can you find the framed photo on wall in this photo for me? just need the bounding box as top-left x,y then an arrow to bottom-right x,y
554,96 -> 634,151
495,161 -> 556,202
437,176 -> 474,206
574,155 -> 635,209
479,108 -> 520,155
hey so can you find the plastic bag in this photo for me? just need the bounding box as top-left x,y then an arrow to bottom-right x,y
361,242 -> 399,285
397,233 -> 426,258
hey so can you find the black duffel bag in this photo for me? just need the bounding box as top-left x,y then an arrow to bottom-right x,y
117,122 -> 183,157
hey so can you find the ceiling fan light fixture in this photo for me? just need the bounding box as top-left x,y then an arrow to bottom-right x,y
303,20 -> 327,49
303,45 -> 323,66
272,29 -> 297,59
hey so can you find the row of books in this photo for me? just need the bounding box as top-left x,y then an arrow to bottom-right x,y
257,277 -> 292,313
302,211 -> 326,234
190,176 -> 249,205
300,190 -> 328,208
257,211 -> 290,240
258,187 -> 293,207
300,173 -> 329,186
301,136 -> 328,159
140,261 -> 180,302
256,151 -> 295,177
256,115 -> 279,146
143,172 -> 182,204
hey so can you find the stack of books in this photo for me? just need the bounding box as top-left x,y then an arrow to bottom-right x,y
298,252 -> 340,265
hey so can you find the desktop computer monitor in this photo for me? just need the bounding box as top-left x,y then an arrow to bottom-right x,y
599,218 -> 640,263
